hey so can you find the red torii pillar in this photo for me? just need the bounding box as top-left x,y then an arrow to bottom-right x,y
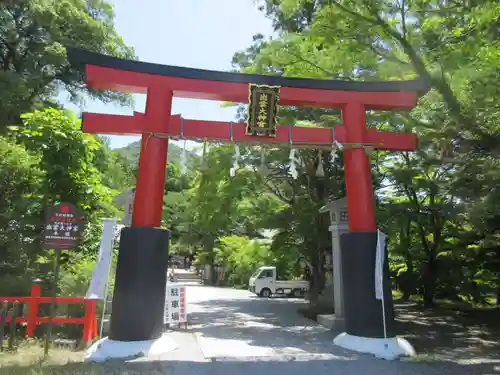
133,87 -> 172,228
343,102 -> 377,232
68,47 -> 425,348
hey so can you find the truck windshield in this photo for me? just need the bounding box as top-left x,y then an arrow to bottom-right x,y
251,269 -> 262,278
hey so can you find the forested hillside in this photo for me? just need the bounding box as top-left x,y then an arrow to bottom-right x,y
117,140 -> 197,167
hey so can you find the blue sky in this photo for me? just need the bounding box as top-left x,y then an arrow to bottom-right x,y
60,0 -> 274,149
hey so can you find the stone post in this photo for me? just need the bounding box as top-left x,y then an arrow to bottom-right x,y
319,197 -> 350,330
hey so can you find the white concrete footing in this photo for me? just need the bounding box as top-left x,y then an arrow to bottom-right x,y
333,332 -> 415,360
84,334 -> 177,362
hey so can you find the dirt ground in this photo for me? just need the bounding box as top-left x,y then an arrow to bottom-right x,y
395,301 -> 500,363
298,299 -> 500,364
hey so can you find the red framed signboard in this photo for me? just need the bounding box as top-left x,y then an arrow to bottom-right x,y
43,203 -> 84,250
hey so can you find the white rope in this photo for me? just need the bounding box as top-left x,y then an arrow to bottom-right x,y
330,127 -> 343,164
180,139 -> 187,175
230,143 -> 240,177
289,149 -> 299,179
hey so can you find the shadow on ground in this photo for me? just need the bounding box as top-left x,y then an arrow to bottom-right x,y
395,301 -> 500,362
187,295 -> 500,363
187,296 -> 341,356
1,357 -> 499,375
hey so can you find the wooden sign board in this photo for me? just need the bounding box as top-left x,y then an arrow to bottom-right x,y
246,83 -> 280,137
42,203 -> 84,250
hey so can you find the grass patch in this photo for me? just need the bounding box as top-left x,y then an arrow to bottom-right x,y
0,339 -> 86,375
392,290 -> 499,310
0,340 -> 167,374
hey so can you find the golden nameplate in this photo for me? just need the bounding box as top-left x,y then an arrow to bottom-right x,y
246,83 -> 280,137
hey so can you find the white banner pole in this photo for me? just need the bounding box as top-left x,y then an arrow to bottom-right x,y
99,217 -> 117,338
99,218 -> 118,337
375,229 -> 388,339
381,283 -> 388,339
85,218 -> 117,337
99,268 -> 112,338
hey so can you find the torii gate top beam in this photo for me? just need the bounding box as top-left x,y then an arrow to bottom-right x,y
67,47 -> 429,110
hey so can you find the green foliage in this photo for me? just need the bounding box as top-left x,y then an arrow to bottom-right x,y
176,143 -> 331,298
0,0 -> 136,341
0,0 -> 135,128
0,108 -> 131,303
0,136 -> 43,296
215,236 -> 273,287
176,145 -> 263,256
10,108 -> 115,218
225,0 -> 500,307
94,137 -> 136,192
59,253 -> 98,297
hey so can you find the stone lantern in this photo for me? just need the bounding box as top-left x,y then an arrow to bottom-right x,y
318,197 -> 349,330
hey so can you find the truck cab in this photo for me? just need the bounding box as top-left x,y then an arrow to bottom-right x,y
249,266 -> 309,298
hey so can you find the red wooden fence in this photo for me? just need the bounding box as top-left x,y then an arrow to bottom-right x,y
0,284 -> 98,345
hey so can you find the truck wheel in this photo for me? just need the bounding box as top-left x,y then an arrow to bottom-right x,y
260,288 -> 272,298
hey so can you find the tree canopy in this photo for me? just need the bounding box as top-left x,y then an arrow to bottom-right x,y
0,0 -> 135,128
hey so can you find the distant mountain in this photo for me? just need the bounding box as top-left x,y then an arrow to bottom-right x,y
117,140 -> 198,166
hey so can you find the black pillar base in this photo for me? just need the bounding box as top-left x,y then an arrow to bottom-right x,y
109,226 -> 170,341
340,232 -> 396,338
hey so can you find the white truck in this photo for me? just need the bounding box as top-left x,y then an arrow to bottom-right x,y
248,266 -> 309,298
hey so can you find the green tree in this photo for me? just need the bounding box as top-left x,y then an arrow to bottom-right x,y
0,136 -> 43,295
0,108 -> 122,297
10,108 -> 116,218
0,0 -> 135,128
94,136 -> 136,192
178,145 -> 258,260
215,235 -> 274,287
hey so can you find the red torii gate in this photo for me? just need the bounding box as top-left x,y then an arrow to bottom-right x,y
68,47 -> 427,347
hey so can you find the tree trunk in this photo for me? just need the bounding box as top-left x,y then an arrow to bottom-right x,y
400,272 -> 412,301
422,191 -> 442,309
400,219 -> 414,301
309,269 -> 326,307
496,248 -> 500,306
423,249 -> 437,308
308,248 -> 326,307
402,287 -> 411,301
